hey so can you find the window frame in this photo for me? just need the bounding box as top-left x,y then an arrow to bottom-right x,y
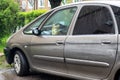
38,6 -> 78,36
70,3 -> 118,36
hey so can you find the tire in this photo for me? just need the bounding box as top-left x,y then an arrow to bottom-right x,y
13,50 -> 29,76
115,72 -> 120,80
118,75 -> 120,80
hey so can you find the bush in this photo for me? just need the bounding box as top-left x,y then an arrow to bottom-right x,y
0,35 -> 9,53
18,9 -> 48,27
0,0 -> 19,38
0,8 -> 47,52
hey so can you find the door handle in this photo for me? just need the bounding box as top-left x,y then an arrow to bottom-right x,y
101,41 -> 111,44
56,41 -> 64,45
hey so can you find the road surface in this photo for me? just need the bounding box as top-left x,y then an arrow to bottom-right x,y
0,69 -> 74,80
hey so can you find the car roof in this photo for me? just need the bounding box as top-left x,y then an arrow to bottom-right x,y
52,1 -> 120,11
78,1 -> 120,7
63,1 -> 120,7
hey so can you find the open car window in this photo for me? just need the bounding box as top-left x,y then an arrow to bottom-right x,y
23,11 -> 52,35
40,7 -> 77,36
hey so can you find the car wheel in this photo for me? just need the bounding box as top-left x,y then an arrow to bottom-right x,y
118,75 -> 120,80
13,50 -> 29,76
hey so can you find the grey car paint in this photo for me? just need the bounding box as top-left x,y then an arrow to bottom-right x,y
4,1 -> 120,80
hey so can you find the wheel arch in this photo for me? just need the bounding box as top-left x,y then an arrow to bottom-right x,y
9,47 -> 30,68
114,68 -> 120,80
108,61 -> 120,80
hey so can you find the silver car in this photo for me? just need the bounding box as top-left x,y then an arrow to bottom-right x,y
4,1 -> 120,80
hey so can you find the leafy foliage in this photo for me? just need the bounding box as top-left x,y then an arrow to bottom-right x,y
0,36 -> 9,53
0,8 -> 47,52
0,0 -> 19,38
18,9 -> 47,26
0,0 -> 47,38
0,0 -> 47,48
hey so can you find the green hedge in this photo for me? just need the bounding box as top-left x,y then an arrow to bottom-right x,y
18,9 -> 48,27
0,0 -> 19,38
1,9 -> 47,39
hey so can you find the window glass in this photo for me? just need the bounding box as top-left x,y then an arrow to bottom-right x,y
48,1 -> 51,7
111,5 -> 120,33
73,6 -> 114,35
22,1 -> 26,11
23,12 -> 50,34
38,0 -> 44,7
29,0 -> 34,6
41,7 -> 77,36
67,0 -> 73,4
73,0 -> 81,2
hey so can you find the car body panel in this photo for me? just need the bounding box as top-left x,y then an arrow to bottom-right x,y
65,35 -> 118,79
4,1 -> 120,80
30,36 -> 67,73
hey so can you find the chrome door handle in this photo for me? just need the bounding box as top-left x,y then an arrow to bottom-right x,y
56,41 -> 64,45
101,41 -> 111,44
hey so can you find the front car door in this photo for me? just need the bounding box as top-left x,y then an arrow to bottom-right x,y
30,7 -> 77,73
22,12 -> 52,65
65,4 -> 118,79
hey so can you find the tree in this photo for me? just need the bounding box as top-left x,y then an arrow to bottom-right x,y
0,0 -> 19,38
49,0 -> 62,9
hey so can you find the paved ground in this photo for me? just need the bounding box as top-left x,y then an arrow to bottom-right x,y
0,53 -> 75,80
0,69 -> 74,80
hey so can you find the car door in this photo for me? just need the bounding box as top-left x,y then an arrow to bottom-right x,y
22,12 -> 52,65
30,7 -> 77,73
65,4 -> 118,79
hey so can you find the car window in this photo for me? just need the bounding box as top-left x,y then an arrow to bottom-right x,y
73,6 -> 115,35
40,7 -> 77,36
111,5 -> 120,33
23,12 -> 51,34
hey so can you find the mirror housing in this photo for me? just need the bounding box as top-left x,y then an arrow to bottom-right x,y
32,28 -> 41,36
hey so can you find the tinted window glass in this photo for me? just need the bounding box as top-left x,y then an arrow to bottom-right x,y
111,5 -> 120,33
40,7 -> 77,36
73,6 -> 114,35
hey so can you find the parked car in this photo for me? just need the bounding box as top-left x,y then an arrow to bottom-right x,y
4,1 -> 120,80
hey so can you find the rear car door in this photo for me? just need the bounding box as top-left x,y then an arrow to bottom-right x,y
65,4 -> 118,79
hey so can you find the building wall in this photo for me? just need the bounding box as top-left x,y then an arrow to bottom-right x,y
17,0 -> 50,11
18,0 -> 83,12
38,0 -> 51,10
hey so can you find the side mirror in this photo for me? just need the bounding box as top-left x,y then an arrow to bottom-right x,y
32,28 -> 41,36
